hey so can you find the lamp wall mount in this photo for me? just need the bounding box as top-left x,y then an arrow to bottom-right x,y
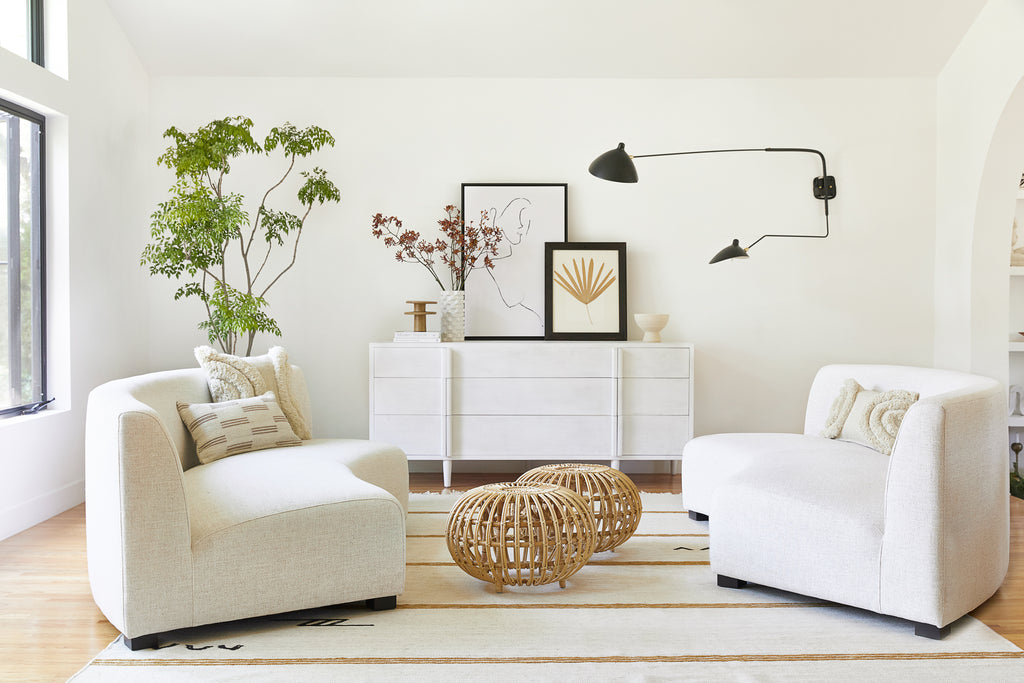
813,175 -> 837,200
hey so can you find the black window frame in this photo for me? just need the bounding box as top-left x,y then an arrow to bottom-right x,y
0,97 -> 48,418
30,0 -> 44,67
1,0 -> 44,66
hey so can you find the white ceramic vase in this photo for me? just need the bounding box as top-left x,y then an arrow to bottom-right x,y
439,290 -> 466,342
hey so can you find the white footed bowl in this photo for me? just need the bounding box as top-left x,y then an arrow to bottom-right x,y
634,313 -> 669,343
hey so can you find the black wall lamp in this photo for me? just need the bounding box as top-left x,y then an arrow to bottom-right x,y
588,143 -> 837,263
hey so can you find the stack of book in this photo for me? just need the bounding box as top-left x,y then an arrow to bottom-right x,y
393,331 -> 441,343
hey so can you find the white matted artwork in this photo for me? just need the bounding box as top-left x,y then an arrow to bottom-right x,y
545,242 -> 627,341
461,183 -> 567,339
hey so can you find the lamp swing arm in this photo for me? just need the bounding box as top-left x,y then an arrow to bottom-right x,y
744,211 -> 829,252
631,146 -> 833,251
631,146 -> 830,209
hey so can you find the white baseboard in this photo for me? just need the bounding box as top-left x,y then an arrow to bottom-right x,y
0,479 -> 84,541
408,460 -> 679,477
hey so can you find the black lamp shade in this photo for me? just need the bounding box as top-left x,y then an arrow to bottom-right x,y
588,142 -> 638,183
709,239 -> 749,264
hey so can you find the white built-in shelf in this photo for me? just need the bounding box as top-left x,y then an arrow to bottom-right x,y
1010,416 -> 1024,428
1010,342 -> 1024,352
1017,189 -> 1024,199
1011,266 -> 1024,276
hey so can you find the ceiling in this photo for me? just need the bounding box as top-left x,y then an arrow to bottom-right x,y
103,0 -> 988,79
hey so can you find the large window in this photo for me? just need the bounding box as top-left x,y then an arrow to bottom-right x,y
0,0 -> 43,66
0,98 -> 46,416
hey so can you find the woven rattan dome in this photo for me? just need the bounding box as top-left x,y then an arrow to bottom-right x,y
445,482 -> 597,592
518,463 -> 642,553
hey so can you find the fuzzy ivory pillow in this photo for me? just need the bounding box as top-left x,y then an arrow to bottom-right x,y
821,378 -> 919,455
177,392 -> 301,464
194,345 -> 312,439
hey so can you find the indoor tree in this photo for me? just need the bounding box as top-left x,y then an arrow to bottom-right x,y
142,116 -> 340,355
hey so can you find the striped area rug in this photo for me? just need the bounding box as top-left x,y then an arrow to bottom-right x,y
71,492 -> 1024,681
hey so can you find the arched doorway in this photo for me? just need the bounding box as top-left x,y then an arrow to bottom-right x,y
970,77 -> 1024,387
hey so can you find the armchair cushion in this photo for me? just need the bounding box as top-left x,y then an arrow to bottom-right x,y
183,449 -> 405,624
711,453 -> 889,613
681,432 -> 886,517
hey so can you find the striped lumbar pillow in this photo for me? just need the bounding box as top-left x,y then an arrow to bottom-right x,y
177,391 -> 301,465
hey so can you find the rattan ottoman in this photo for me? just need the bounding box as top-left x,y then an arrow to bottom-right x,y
518,463 -> 642,553
445,482 -> 597,592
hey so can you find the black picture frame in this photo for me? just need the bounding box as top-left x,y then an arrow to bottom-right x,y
461,183 -> 568,339
544,242 -> 627,341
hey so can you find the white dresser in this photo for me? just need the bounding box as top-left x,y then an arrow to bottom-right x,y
368,341 -> 694,487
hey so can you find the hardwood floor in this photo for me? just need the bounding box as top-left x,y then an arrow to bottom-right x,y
0,473 -> 1019,682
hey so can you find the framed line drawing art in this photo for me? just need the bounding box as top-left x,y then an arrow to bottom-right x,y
461,183 -> 568,339
544,242 -> 627,341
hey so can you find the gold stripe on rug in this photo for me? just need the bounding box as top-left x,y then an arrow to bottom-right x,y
395,602 -> 829,609
406,561 -> 710,566
94,651 -> 1024,667
407,533 -> 709,538
408,510 -> 687,514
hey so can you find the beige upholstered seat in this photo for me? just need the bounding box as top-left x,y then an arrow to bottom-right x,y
85,367 -> 408,650
681,364 -> 1008,639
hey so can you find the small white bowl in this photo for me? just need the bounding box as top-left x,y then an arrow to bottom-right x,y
634,313 -> 669,343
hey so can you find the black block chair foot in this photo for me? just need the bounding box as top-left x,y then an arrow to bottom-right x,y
914,621 -> 951,639
123,633 -> 158,650
688,510 -> 709,521
717,575 -> 747,589
366,595 -> 397,611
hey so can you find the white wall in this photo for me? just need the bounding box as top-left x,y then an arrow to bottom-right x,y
145,76 -> 937,474
935,0 -> 1024,384
0,0 -> 151,539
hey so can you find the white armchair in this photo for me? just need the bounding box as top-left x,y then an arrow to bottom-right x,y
681,364 -> 1008,638
85,366 -> 408,649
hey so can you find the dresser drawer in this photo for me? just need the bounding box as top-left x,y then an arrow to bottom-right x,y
372,378 -> 444,414
452,416 -> 614,456
371,415 -> 444,456
372,346 -> 446,377
451,378 -> 614,415
621,378 -> 690,415
620,347 -> 690,378
452,344 -> 614,378
621,416 -> 689,455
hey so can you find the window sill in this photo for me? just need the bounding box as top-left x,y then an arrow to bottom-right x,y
0,406 -> 68,429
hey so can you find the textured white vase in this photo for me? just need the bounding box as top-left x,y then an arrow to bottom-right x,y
439,290 -> 466,342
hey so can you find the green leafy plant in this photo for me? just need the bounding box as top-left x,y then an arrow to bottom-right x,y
142,116 -> 340,355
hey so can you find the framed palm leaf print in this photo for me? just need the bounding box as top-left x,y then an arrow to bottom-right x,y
544,242 -> 626,340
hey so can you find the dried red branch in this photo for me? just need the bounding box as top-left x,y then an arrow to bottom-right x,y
371,205 -> 502,290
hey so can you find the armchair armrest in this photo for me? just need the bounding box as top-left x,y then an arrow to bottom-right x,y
86,388 -> 194,637
879,383 -> 1008,626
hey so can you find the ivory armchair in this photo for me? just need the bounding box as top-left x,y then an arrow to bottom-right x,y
85,366 -> 408,649
681,364 -> 1008,638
